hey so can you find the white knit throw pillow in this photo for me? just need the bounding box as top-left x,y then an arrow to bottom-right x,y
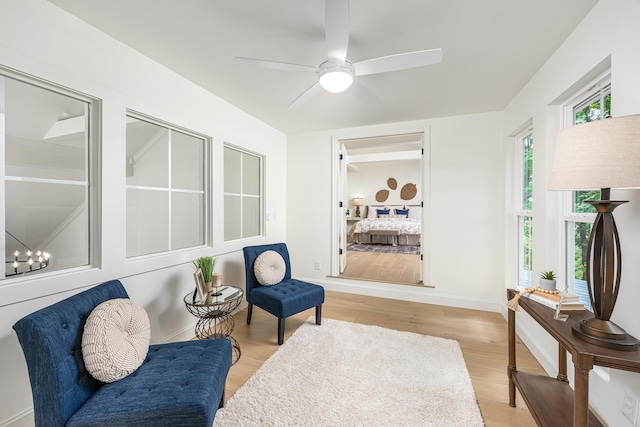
254,250 -> 286,285
82,298 -> 150,383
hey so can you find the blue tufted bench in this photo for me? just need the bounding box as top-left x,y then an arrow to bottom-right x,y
13,280 -> 232,427
243,243 -> 325,345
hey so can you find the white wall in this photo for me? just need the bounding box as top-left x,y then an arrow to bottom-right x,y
502,0 -> 640,425
346,159 -> 422,214
288,111 -> 505,310
0,1 -> 287,425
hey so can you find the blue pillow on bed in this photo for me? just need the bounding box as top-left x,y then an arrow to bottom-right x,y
376,209 -> 390,217
395,208 -> 409,216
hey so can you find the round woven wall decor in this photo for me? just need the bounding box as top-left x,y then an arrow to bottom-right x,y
387,178 -> 397,190
400,183 -> 417,200
375,189 -> 389,202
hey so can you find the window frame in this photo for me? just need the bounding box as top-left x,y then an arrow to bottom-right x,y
515,127 -> 534,288
125,110 -> 210,259
560,74 -> 610,305
223,144 -> 264,242
0,66 -> 100,280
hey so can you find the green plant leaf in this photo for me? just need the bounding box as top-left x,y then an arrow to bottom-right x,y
539,270 -> 556,280
194,256 -> 217,282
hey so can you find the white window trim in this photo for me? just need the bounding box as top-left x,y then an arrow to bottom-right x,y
0,66 -> 99,280
125,111 -> 211,259
223,144 -> 264,242
559,73 -> 610,296
515,127 -> 533,288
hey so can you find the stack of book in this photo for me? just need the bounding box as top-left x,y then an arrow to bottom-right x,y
522,290 -> 586,311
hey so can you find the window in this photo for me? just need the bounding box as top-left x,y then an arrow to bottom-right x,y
126,114 -> 207,257
516,130 -> 534,287
562,78 -> 611,309
224,145 -> 262,241
1,70 -> 96,279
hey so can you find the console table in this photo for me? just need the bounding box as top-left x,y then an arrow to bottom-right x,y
507,288 -> 640,427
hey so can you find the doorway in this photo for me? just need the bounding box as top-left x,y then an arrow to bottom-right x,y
336,133 -> 426,285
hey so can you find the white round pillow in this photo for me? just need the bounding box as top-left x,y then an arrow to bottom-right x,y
254,250 -> 286,285
82,298 -> 151,383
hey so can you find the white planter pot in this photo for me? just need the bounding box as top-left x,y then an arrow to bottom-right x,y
539,278 -> 557,291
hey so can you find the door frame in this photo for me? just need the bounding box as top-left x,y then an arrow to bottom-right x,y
330,125 -> 431,284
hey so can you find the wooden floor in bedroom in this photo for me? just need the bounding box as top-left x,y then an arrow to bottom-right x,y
340,250 -> 422,285
225,291 -> 544,427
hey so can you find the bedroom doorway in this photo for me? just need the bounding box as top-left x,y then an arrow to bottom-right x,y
336,132 -> 426,286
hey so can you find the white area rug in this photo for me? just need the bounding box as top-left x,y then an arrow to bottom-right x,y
214,318 -> 484,427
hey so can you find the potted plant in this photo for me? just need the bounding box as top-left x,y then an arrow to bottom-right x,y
539,270 -> 557,291
193,256 -> 218,302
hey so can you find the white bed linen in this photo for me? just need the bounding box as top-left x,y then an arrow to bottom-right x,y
349,218 -> 421,246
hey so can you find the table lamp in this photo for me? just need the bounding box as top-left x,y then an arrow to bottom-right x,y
548,114 -> 640,350
352,197 -> 363,217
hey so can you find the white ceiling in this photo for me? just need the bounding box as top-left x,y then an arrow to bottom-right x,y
48,0 -> 598,135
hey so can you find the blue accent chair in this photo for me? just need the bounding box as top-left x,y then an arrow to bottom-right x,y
12,280 -> 232,427
243,243 -> 325,345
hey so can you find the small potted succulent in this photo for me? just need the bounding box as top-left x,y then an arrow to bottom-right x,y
539,270 -> 557,291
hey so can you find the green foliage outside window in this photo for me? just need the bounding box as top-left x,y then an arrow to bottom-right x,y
522,133 -> 533,211
571,92 -> 611,281
522,217 -> 533,285
520,133 -> 533,286
574,93 -> 611,125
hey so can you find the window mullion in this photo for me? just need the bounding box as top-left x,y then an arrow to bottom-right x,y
167,130 -> 172,251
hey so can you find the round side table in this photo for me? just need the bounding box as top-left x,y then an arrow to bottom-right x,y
184,286 -> 244,364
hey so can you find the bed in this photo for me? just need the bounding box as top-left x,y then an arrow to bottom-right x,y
349,205 -> 421,246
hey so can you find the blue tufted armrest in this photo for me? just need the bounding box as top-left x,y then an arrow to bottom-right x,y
13,280 -> 128,427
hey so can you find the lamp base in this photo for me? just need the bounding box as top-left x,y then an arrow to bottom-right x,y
572,319 -> 638,351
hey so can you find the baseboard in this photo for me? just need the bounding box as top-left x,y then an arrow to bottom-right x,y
159,323 -> 199,343
308,276 -> 502,312
0,407 -> 33,427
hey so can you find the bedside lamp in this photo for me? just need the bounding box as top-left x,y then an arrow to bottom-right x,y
352,197 -> 363,218
548,114 -> 640,351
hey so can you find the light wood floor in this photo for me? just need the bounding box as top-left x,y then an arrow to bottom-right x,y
225,291 -> 545,426
341,249 -> 422,285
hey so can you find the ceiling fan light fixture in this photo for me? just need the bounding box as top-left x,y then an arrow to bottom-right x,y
318,61 -> 354,93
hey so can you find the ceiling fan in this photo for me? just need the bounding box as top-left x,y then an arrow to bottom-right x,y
235,0 -> 443,109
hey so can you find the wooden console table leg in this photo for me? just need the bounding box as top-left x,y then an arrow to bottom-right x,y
573,353 -> 593,427
508,308 -> 517,407
558,345 -> 568,383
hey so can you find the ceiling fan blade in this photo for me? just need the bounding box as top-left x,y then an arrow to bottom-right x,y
288,83 -> 323,109
235,57 -> 317,73
350,81 -> 382,108
354,48 -> 443,76
325,0 -> 350,63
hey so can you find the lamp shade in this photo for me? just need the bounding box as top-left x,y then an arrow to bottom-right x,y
548,114 -> 640,191
352,198 -> 363,206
